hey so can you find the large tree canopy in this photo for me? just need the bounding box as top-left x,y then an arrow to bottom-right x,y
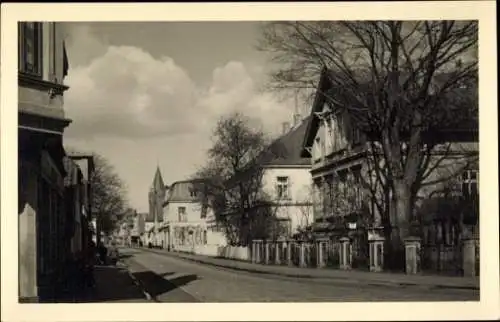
258,20 -> 478,267
194,112 -> 285,245
90,153 -> 128,234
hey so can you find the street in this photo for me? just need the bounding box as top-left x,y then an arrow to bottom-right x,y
119,248 -> 479,302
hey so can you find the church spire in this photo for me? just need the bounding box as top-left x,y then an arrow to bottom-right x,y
152,166 -> 165,193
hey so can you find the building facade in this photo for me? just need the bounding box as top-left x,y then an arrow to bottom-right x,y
67,154 -> 95,254
160,179 -> 223,250
301,69 -> 479,272
18,22 -> 72,302
256,117 -> 314,238
131,212 -> 145,245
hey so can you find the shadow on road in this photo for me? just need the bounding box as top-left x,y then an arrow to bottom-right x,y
131,271 -> 199,299
118,253 -> 134,260
57,265 -> 149,303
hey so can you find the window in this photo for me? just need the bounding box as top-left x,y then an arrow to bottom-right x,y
314,137 -> 321,160
275,219 -> 291,238
201,204 -> 208,219
325,117 -> 333,154
19,22 -> 43,76
276,176 -> 290,199
190,189 -> 197,198
178,206 -> 187,222
461,169 -> 478,198
352,125 -> 361,145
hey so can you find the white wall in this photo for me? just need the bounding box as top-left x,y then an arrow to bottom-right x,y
164,201 -> 205,223
261,167 -> 314,235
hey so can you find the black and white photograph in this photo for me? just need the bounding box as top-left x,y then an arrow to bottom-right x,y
1,2 -> 499,322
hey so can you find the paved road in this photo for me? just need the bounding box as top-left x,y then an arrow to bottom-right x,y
120,248 -> 479,302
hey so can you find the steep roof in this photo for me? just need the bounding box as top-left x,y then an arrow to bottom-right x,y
258,117 -> 312,167
301,68 -> 478,157
224,118 -> 312,188
166,179 -> 205,203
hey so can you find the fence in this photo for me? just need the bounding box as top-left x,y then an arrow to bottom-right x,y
172,235 -> 478,277
421,244 -> 463,276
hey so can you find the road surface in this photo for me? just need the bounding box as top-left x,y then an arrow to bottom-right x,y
119,247 -> 479,302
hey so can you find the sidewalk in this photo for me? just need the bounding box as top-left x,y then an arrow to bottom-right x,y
146,248 -> 479,291
60,264 -> 150,303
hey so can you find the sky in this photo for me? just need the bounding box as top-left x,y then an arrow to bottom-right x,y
62,22 -> 304,213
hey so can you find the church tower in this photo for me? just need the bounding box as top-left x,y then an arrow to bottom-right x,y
148,166 -> 166,245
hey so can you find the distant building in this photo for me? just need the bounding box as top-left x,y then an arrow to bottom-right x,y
131,212 -> 146,245
63,157 -> 90,261
160,179 -> 225,250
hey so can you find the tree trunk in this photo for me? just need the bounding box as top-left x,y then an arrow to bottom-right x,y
387,180 -> 413,270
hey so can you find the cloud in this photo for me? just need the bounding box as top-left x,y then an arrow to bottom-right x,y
64,26 -> 294,142
62,24 -> 300,212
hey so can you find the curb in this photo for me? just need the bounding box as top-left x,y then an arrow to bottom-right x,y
118,261 -> 154,302
119,256 -> 203,303
150,249 -> 479,291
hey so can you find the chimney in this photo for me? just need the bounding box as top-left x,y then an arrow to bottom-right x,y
282,122 -> 290,135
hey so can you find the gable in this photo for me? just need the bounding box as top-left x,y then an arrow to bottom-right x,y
301,68 -> 478,158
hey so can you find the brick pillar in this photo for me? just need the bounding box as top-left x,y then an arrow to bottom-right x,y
316,238 -> 328,268
369,236 -> 385,272
462,238 -> 478,277
287,240 -> 293,266
404,237 -> 421,275
299,242 -> 306,267
340,237 -> 351,270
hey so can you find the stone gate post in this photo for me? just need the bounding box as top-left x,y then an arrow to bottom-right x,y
287,240 -> 293,266
462,237 -> 479,277
299,241 -> 306,268
339,237 -> 352,270
369,236 -> 385,272
316,238 -> 329,268
404,237 -> 421,275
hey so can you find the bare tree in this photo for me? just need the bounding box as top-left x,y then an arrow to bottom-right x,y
258,21 -> 478,266
194,112 -> 284,246
90,153 -> 128,235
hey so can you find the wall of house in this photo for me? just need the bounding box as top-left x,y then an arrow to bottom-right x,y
18,22 -> 69,302
18,22 -> 67,120
308,108 -> 479,242
70,182 -> 83,255
164,201 -> 205,223
18,160 -> 39,300
260,167 -> 314,235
